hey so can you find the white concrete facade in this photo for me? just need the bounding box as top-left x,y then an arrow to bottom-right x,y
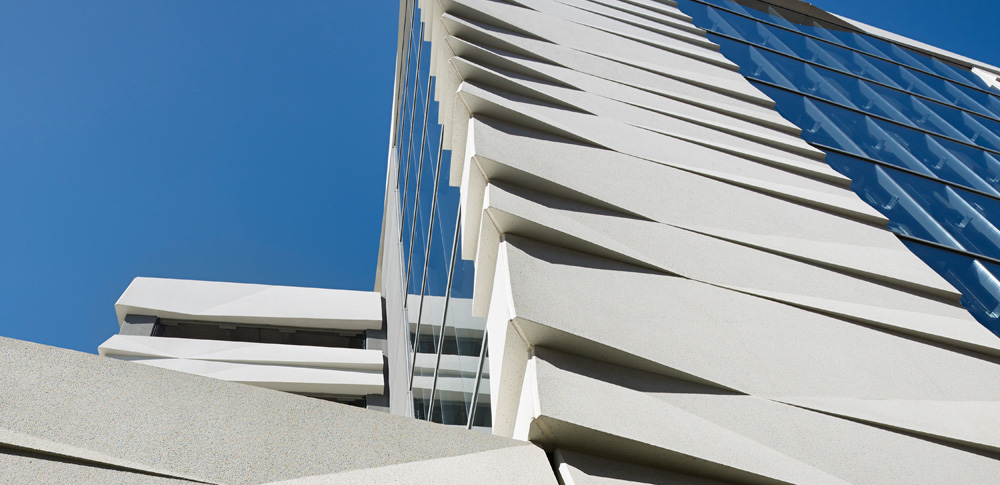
378,0 -> 1000,482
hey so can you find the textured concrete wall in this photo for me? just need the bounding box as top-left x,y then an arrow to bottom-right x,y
0,337 -> 554,484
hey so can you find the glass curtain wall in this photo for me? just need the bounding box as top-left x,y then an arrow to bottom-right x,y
392,0 -> 491,430
675,0 -> 1000,335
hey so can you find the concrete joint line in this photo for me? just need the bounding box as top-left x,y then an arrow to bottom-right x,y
0,430 -> 217,484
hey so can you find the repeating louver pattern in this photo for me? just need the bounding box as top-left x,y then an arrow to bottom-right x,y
413,0 -> 1000,482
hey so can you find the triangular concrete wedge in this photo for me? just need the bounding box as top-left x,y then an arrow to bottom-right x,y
494,236 -> 1000,401
439,13 -> 798,133
0,428 -> 212,484
521,350 -> 852,485
452,56 -> 848,190
506,0 -> 721,57
441,14 -> 802,136
456,81 -> 884,220
465,116 -> 954,299
445,34 -> 833,173
99,335 -> 383,370
479,184 -> 1000,357
523,348 -> 1000,484
440,0 -> 767,103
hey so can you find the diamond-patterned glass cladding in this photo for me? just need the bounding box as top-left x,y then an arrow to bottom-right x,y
677,0 -> 1000,335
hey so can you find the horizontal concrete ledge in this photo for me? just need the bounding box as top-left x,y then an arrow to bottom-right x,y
115,277 -> 383,332
99,335 -> 384,371
99,335 -> 386,396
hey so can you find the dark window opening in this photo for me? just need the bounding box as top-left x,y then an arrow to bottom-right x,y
153,319 -> 365,349
413,398 -> 491,427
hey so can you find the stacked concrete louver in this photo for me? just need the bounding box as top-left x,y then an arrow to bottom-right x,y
376,0 -> 1000,482
98,277 -> 388,403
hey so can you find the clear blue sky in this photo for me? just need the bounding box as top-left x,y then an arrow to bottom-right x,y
0,1 -> 398,352
0,1 -> 996,354
809,0 -> 999,68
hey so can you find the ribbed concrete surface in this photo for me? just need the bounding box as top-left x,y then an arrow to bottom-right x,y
401,0 -> 1000,481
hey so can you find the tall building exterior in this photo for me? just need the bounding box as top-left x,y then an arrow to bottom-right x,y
5,0 -> 1000,482
376,0 -> 1000,481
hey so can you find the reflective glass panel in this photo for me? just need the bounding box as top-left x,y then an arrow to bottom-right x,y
676,0 -> 1000,338
393,1 -> 491,429
904,241 -> 1000,334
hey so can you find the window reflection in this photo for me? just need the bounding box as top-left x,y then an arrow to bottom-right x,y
394,0 -> 492,430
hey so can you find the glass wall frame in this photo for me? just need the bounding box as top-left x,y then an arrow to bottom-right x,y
389,0 -> 491,430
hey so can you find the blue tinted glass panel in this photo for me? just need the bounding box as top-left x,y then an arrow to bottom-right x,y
398,20 -> 423,193
825,153 -> 956,245
755,83 -> 1000,196
393,2 -> 490,429
396,6 -> 438,423
824,29 -> 889,60
396,10 -> 420,180
679,0 -> 1000,338
892,174 -> 1000,261
904,241 -> 1000,335
468,342 -> 491,431
424,157 -> 456,299
400,36 -> 428,270
407,125 -> 435,296
450,259 -> 476,300
689,0 -> 998,97
929,56 -> 994,90
691,1 -> 1000,121
409,78 -> 442,294
827,153 -> 1000,261
728,43 -> 1000,148
429,321 -> 481,425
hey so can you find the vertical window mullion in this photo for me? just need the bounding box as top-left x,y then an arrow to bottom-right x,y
466,332 -> 489,429
393,0 -> 416,183
404,74 -> 435,295
398,21 -> 425,240
424,207 -> 462,420
408,129 -> 445,389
